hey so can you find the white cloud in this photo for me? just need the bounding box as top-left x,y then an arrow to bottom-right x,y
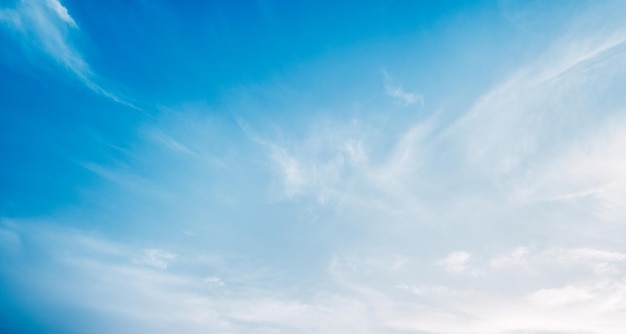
437,251 -> 472,273
3,2 -> 626,333
134,249 -> 177,270
385,85 -> 422,106
204,276 -> 224,286
249,111 -> 433,226
489,246 -> 626,277
528,285 -> 594,307
442,7 -> 626,188
45,0 -> 76,27
1,0 -> 86,78
5,221 -> 626,333
490,247 -> 529,270
271,146 -> 308,198
553,248 -> 626,263
549,247 -> 626,275
0,0 -> 136,106
382,70 -> 424,106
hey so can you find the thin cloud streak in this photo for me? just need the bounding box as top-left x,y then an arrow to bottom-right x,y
0,0 -> 138,108
382,69 -> 424,106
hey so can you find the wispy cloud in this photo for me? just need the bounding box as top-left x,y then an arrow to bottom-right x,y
437,251 -> 473,273
382,69 -> 424,106
133,249 -> 177,270
6,220 -> 626,334
3,1 -> 626,333
0,0 -> 136,107
432,3 -> 626,238
45,0 -> 76,27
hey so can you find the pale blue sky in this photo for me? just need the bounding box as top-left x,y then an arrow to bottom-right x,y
2,0 -> 626,333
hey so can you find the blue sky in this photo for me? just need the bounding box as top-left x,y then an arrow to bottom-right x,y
2,0 -> 626,333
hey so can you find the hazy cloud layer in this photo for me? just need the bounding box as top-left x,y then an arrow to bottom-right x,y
2,0 -> 626,333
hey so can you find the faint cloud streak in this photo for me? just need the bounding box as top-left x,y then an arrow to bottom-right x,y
0,0 -> 138,108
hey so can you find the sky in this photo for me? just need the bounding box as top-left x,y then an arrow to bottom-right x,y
2,0 -> 626,333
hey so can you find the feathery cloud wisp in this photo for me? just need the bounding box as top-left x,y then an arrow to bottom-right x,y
0,0 -> 135,107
